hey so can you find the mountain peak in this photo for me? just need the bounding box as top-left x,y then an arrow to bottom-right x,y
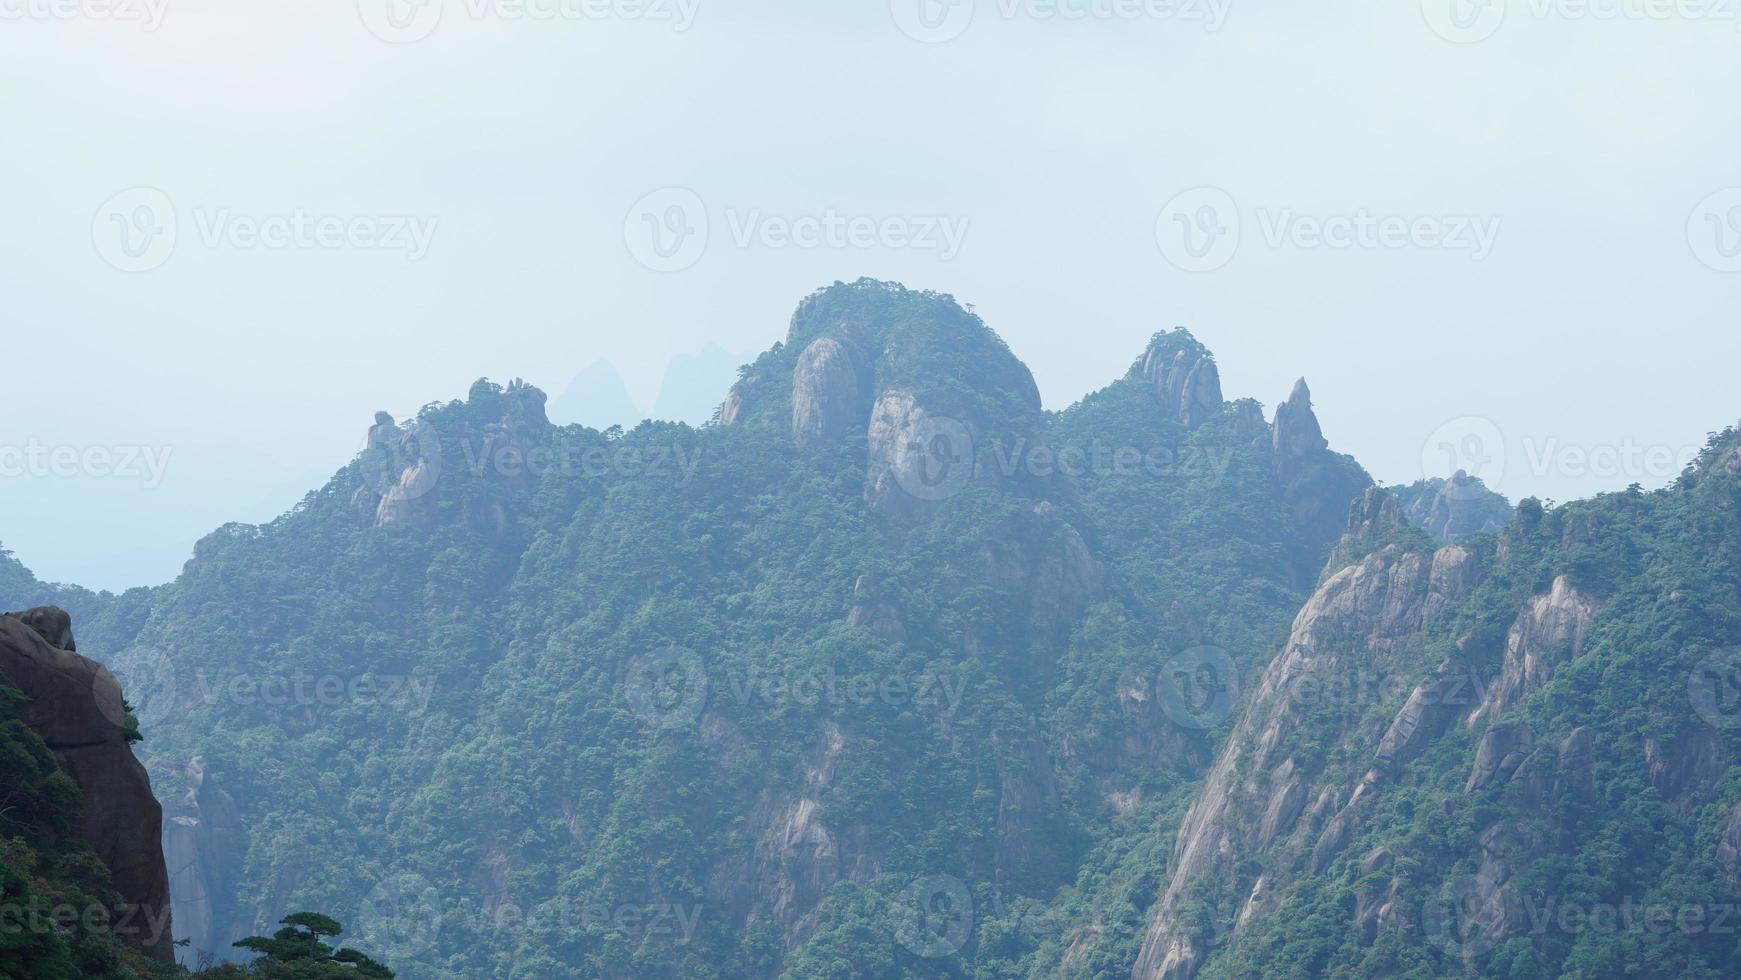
723,279 -> 1044,440
1273,377 -> 1327,459
1132,327 -> 1223,427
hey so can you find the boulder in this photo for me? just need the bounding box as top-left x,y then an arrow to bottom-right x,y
6,605 -> 76,652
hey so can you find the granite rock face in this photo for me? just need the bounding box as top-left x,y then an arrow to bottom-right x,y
164,757 -> 246,964
1271,378 -> 1327,462
1132,499 -> 1479,980
1394,470 -> 1512,543
1136,330 -> 1225,427
0,609 -> 175,962
791,338 -> 868,449
1268,379 -> 1375,571
359,378 -> 552,531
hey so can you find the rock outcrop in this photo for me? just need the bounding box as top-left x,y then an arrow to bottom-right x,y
864,389 -> 972,522
164,757 -> 246,964
358,378 -> 552,531
791,338 -> 868,449
0,609 -> 175,962
1271,378 -> 1327,462
1135,501 -> 1462,974
1465,575 -> 1597,729
1394,470 -> 1512,543
845,575 -> 906,643
725,280 -> 1050,523
1268,379 -> 1375,573
1136,330 -> 1224,427
1133,497 -> 1474,980
1131,488 -> 1638,980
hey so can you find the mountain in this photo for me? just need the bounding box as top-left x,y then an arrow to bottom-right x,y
546,358 -> 642,431
1130,437 -> 1741,979
547,347 -> 755,432
1,280 -> 1388,977
652,344 -> 752,426
14,278 -> 1719,980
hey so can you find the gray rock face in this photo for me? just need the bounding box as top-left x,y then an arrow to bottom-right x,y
1644,725 -> 1727,805
843,605 -> 905,642
704,722 -> 870,948
374,444 -> 441,528
1466,576 -> 1598,729
1466,721 -> 1536,793
7,604 -> 76,651
1323,486 -> 1408,574
0,611 -> 174,963
365,410 -> 397,450
163,758 -> 246,965
1403,470 -> 1511,541
845,575 -> 906,643
365,380 -> 551,530
864,389 -> 974,522
1133,528 -> 1476,980
1139,333 -> 1224,427
1352,847 -> 1400,942
719,389 -> 744,425
1272,379 -> 1327,461
1269,379 -> 1374,574
791,338 -> 866,449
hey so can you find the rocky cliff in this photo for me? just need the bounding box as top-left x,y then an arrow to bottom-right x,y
1133,426 -> 1741,978
0,607 -> 175,963
1133,491 -> 1470,979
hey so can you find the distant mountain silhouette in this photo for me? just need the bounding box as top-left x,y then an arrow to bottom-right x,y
546,359 -> 641,430
651,344 -> 748,426
549,346 -> 751,430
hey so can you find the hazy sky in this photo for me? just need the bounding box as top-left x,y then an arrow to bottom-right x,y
5,1 -> 1740,590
